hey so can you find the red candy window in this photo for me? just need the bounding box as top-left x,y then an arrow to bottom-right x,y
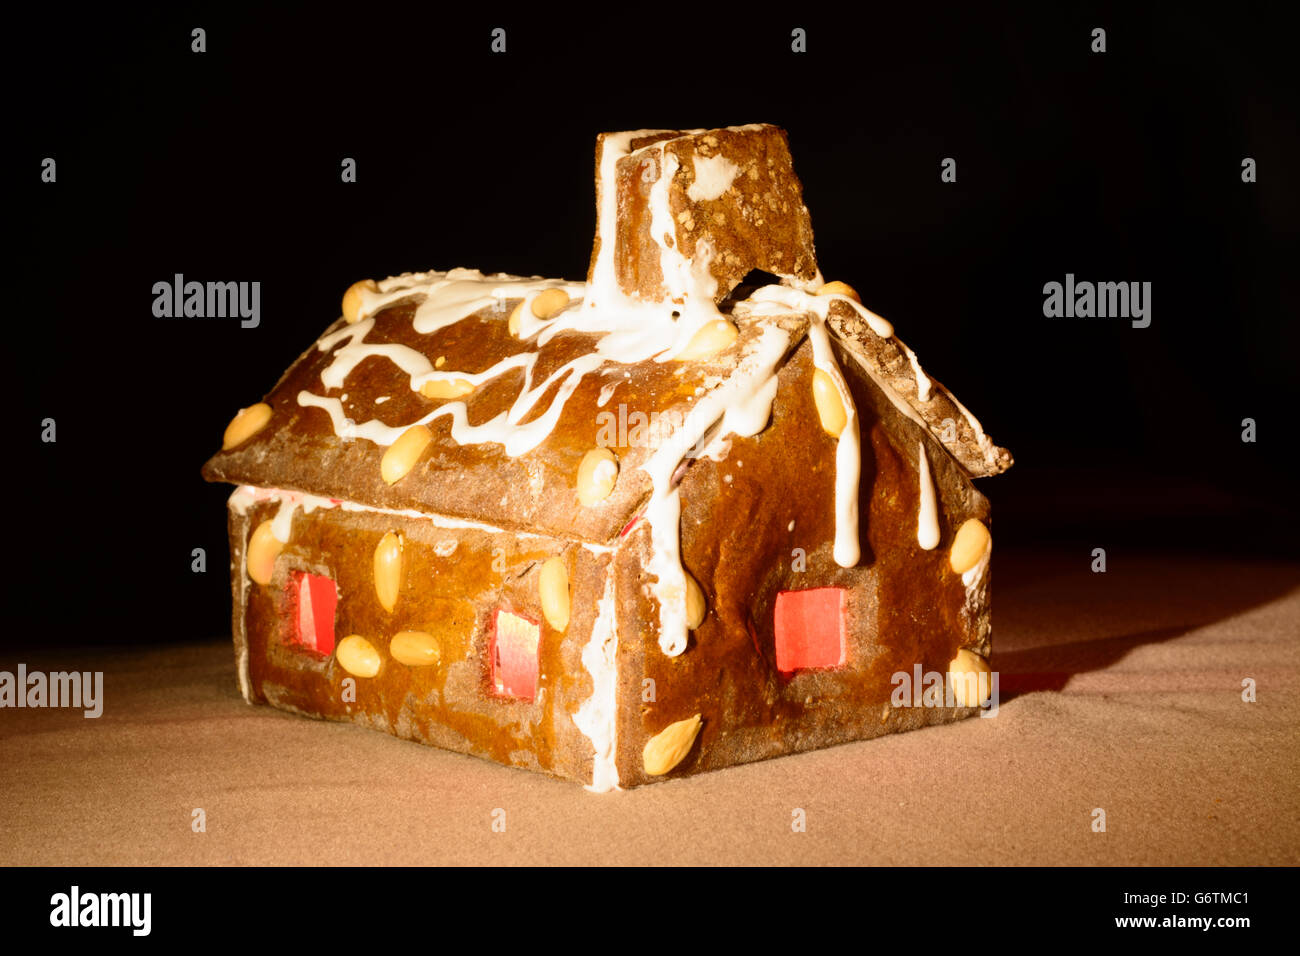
290,572 -> 338,656
773,588 -> 846,673
492,609 -> 540,701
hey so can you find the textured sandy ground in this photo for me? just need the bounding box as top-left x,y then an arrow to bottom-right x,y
2,548 -> 1296,866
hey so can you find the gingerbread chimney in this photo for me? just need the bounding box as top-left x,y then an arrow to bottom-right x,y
586,125 -> 821,306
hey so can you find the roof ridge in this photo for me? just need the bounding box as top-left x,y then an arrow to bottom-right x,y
823,302 -> 1012,478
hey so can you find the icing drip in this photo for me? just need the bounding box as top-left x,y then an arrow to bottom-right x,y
645,146 -> 726,355
573,569 -> 621,792
916,442 -> 940,550
586,129 -> 676,312
582,130 -> 735,361
805,318 -> 862,568
745,286 -> 865,568
640,324 -> 793,656
271,497 -> 296,543
248,488 -> 332,543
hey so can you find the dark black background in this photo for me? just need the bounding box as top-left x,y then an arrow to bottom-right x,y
11,4 -> 1298,646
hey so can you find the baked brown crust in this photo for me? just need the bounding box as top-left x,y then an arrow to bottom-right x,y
228,496 -> 606,782
203,300 -> 807,545
592,125 -> 819,302
613,340 -> 991,784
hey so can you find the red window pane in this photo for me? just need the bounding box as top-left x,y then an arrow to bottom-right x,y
290,572 -> 338,656
774,588 -> 846,673
492,610 -> 540,701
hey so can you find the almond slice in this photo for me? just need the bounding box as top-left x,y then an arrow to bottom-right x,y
947,648 -> 992,707
390,630 -> 441,667
643,714 -> 703,776
539,557 -> 570,632
342,279 -> 378,324
381,425 -> 432,485
949,518 -> 990,574
576,448 -> 619,506
373,531 -> 403,612
246,520 -> 283,585
812,369 -> 847,437
817,280 -> 861,303
222,403 -> 272,450
674,319 -> 738,362
336,635 -> 382,678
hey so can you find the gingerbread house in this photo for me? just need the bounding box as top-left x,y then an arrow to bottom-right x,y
202,124 -> 1012,790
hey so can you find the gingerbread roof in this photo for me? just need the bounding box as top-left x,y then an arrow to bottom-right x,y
203,125 -> 1010,547
203,272 -> 810,544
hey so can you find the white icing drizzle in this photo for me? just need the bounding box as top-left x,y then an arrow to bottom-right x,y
645,147 -> 727,356
271,497 -> 297,542
356,268 -> 584,330
228,485 -> 614,556
805,318 -> 862,568
301,260 -> 745,457
748,283 -> 893,340
640,324 -> 794,656
300,343 -> 603,455
743,286 -> 864,568
800,278 -> 893,338
585,124 -> 766,313
586,129 -> 676,311
226,487 -> 332,543
573,568 -> 621,792
916,442 -> 940,550
596,381 -> 619,407
696,433 -> 733,462
582,130 -> 742,361
316,318 -> 432,389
